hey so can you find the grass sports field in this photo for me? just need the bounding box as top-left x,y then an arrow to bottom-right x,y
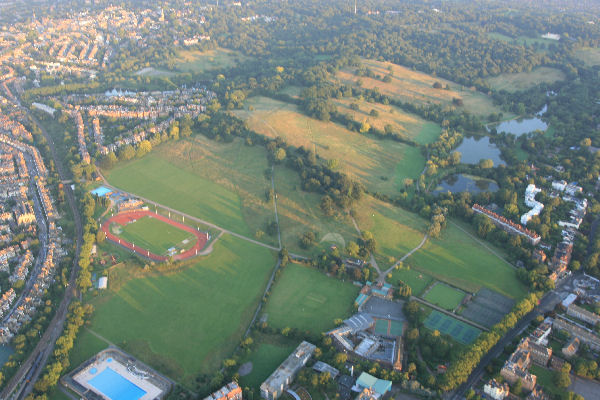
239,341 -> 296,390
335,59 -> 507,118
487,32 -> 558,49
111,216 -> 195,256
390,267 -> 432,296
105,136 -> 275,242
87,235 -> 275,386
274,167 -> 358,255
424,311 -> 481,345
331,98 -> 442,144
407,221 -> 526,299
423,283 -> 465,311
486,67 -> 565,92
232,96 -> 425,196
262,264 -> 359,334
174,48 -> 246,73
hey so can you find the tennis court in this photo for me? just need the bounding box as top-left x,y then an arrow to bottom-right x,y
424,311 -> 480,345
390,320 -> 403,336
374,319 -> 389,336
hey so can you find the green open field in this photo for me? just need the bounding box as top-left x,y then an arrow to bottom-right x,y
389,267 -> 432,296
575,47 -> 600,67
334,59 -> 508,118
273,167 -> 358,256
239,341 -> 296,390
134,67 -> 177,78
174,48 -> 246,73
407,221 -> 527,299
262,264 -> 359,334
86,235 -> 275,386
529,365 -> 565,397
112,216 -> 196,256
486,67 -> 565,92
423,283 -> 466,310
331,98 -> 442,144
105,136 -> 275,241
233,96 -> 425,196
353,196 -> 427,268
487,32 -> 558,48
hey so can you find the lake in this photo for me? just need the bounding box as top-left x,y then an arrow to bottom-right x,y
454,136 -> 506,166
434,174 -> 499,195
492,105 -> 548,137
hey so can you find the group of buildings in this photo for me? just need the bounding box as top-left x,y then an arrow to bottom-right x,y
472,204 -> 541,245
72,109 -> 90,164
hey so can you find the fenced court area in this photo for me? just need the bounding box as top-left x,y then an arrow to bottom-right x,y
461,288 -> 515,329
424,311 -> 481,345
373,318 -> 404,337
423,283 -> 466,311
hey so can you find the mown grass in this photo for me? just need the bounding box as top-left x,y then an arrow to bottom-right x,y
87,235 -> 275,386
486,67 -> 565,92
575,47 -> 600,67
389,267 -> 433,296
239,340 -> 297,390
406,221 -> 527,299
262,264 -> 359,334
114,216 -> 196,256
233,96 -> 425,196
423,283 -> 466,310
334,59 -> 508,118
174,48 -> 246,73
105,136 -> 275,242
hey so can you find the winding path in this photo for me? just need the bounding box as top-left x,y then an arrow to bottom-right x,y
382,234 -> 429,279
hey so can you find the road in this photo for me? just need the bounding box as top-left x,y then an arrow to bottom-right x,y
1,112 -> 84,400
451,278 -> 570,399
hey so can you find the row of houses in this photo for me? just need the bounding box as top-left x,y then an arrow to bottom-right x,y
35,177 -> 55,220
472,204 -> 541,245
0,133 -> 47,177
72,110 -> 90,164
9,250 -> 32,284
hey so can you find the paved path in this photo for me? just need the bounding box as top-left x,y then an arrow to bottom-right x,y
381,234 -> 429,280
86,328 -> 115,347
244,259 -> 281,338
271,165 -> 282,250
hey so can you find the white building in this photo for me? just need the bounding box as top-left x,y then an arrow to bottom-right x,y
98,276 -> 107,289
521,184 -> 544,225
484,379 -> 509,400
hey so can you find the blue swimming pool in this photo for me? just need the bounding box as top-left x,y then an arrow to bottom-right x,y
88,367 -> 146,400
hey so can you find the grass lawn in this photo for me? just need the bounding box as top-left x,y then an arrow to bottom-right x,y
331,98 -> 442,144
423,283 -> 465,310
114,216 -> 195,256
174,48 -> 245,73
530,365 -> 565,398
334,59 -> 508,119
406,220 -> 527,299
487,32 -> 558,49
66,328 -> 108,373
262,264 -> 359,334
87,235 -> 275,386
486,67 -> 565,92
105,136 -> 275,241
575,47 -> 600,67
233,96 -> 425,196
353,196 -> 427,269
389,267 -> 432,296
274,167 -> 358,256
278,85 -> 304,99
239,341 -> 296,390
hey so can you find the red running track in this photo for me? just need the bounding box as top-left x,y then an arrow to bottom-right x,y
101,210 -> 209,262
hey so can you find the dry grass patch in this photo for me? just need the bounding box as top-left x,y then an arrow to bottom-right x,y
486,67 -> 565,92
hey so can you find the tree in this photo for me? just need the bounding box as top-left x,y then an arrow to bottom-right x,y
346,241 -> 359,257
96,230 -> 105,244
273,148 -> 286,163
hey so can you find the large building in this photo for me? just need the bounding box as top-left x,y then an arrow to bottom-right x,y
553,316 -> 600,351
566,304 -> 600,326
500,339 -> 538,392
260,341 -> 316,400
204,382 -> 242,400
484,379 -> 510,400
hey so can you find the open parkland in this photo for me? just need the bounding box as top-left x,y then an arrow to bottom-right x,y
54,54 -> 539,398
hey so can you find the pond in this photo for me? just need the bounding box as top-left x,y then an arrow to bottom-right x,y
454,136 -> 506,166
492,105 -> 548,137
433,174 -> 499,195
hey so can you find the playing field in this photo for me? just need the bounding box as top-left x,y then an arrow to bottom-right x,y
424,311 -> 481,345
232,96 -> 425,196
273,167 -> 358,255
487,32 -> 559,49
239,342 -> 296,390
486,67 -> 565,92
406,221 -> 526,299
331,98 -> 442,144
105,136 -> 275,241
87,235 -> 275,386
575,47 -> 600,67
262,264 -> 359,334
174,48 -> 246,73
423,283 -> 465,311
390,267 -> 432,296
113,216 -> 195,256
335,59 -> 508,118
